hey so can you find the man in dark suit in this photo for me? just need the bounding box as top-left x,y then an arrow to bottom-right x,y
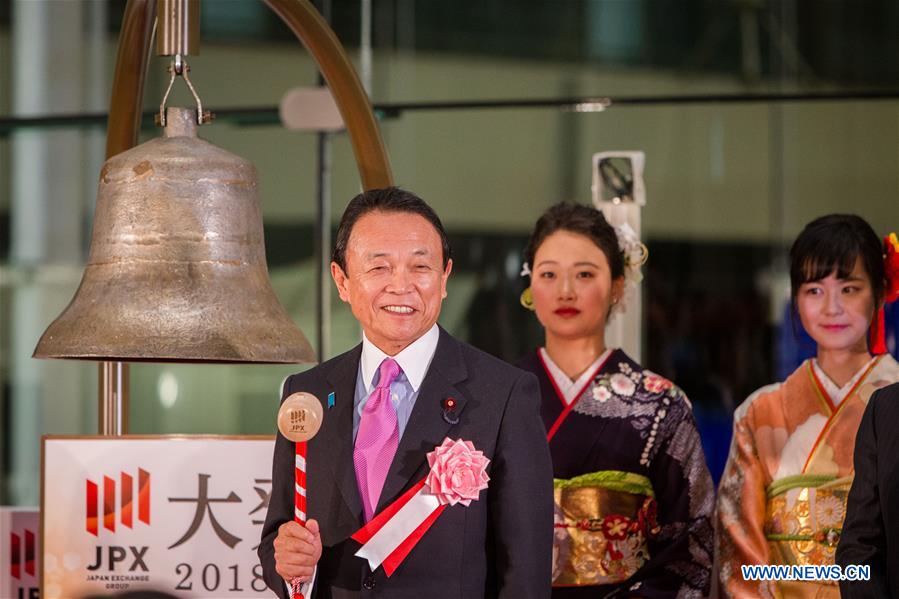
837,382 -> 899,597
258,187 -> 553,599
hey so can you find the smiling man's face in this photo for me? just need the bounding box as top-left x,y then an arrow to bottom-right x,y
331,210 -> 452,355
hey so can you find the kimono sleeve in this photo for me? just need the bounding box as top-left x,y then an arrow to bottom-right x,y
626,393 -> 715,598
715,408 -> 772,597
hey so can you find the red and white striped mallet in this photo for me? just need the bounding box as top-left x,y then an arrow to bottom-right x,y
277,392 -> 324,599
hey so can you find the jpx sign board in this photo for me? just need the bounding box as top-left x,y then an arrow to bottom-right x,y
0,507 -> 40,599
42,436 -> 275,598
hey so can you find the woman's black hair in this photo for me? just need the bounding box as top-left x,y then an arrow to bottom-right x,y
524,202 -> 624,279
789,214 -> 885,302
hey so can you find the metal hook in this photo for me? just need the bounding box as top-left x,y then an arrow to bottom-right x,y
157,55 -> 213,127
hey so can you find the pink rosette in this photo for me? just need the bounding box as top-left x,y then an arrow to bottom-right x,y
425,437 -> 490,506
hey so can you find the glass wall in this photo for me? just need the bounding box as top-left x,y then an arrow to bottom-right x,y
2,0 -> 899,504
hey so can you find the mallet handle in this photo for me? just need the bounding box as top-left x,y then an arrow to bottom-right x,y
291,441 -> 308,599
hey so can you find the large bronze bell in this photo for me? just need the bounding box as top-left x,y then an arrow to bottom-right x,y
33,107 -> 316,363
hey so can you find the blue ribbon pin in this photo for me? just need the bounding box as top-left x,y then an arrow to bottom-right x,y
327,392 -> 335,409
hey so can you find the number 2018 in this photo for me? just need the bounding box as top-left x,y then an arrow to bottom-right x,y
175,563 -> 267,593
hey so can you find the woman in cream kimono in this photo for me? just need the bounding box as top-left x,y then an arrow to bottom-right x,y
716,214 -> 899,598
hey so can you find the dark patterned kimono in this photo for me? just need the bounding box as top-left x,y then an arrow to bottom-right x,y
517,348 -> 715,598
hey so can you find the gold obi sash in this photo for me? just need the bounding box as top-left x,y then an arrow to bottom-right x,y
552,470 -> 658,587
764,474 -> 852,575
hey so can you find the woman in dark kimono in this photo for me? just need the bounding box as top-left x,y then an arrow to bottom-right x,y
517,203 -> 715,598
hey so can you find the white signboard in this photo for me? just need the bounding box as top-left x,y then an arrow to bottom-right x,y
42,436 -> 276,598
0,507 -> 40,599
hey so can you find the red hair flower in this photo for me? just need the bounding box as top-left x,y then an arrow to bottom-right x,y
885,233 -> 899,303
872,233 -> 899,354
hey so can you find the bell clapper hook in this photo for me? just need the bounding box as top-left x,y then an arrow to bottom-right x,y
156,54 -> 215,128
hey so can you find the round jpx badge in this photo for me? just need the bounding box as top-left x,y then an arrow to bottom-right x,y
277,392 -> 324,442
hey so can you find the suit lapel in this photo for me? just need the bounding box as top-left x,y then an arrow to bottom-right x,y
376,328 -> 469,514
323,344 -> 364,520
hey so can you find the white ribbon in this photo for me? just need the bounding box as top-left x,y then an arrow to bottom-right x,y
354,486 -> 441,570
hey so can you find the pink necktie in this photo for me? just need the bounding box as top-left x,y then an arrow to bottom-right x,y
354,358 -> 401,522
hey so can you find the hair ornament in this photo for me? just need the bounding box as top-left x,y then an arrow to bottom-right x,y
612,223 -> 648,314
885,233 -> 899,303
520,262 -> 532,278
871,232 -> 899,355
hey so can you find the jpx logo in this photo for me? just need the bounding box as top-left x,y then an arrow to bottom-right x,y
9,529 -> 36,580
86,468 -> 151,536
290,409 -> 307,432
86,545 -> 149,573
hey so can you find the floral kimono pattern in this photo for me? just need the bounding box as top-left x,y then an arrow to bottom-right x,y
517,348 -> 715,598
716,354 -> 899,598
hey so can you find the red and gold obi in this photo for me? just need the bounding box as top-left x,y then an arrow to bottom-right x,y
552,470 -> 658,586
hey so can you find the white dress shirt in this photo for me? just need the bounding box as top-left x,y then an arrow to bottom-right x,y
355,323 -> 440,440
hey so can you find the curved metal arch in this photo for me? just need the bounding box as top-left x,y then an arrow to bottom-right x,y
262,0 -> 393,189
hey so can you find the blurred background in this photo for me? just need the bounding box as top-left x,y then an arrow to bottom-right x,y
2,0 -> 899,506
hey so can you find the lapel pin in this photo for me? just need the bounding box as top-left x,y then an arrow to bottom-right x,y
327,391 -> 335,409
442,397 -> 460,425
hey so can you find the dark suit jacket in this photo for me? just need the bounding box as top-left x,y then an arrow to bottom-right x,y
837,382 -> 899,598
259,328 -> 554,599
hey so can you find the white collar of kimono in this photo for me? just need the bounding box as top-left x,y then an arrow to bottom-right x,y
811,355 -> 877,407
540,347 -> 613,405
773,355 -> 879,480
